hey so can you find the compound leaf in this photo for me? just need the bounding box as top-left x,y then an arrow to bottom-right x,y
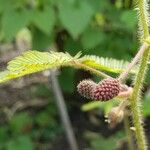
79,55 -> 137,74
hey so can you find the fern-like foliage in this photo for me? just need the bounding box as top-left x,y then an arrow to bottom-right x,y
79,55 -> 138,74
0,50 -> 137,84
0,51 -> 80,83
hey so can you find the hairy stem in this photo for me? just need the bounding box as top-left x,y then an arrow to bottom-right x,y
130,47 -> 149,150
130,0 -> 150,149
137,0 -> 149,39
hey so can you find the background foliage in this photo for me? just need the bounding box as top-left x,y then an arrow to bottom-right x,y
0,0 -> 150,150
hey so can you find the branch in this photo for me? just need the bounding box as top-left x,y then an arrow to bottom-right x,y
49,70 -> 78,150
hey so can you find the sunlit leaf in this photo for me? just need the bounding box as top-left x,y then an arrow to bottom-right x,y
79,55 -> 138,74
0,51 -> 81,83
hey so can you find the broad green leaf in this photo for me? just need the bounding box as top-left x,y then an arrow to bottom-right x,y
2,9 -> 31,41
79,55 -> 138,74
0,51 -> 81,83
58,0 -> 94,38
0,0 -> 13,13
143,90 -> 150,116
81,28 -> 105,49
120,10 -> 137,31
32,7 -> 55,34
32,28 -> 54,50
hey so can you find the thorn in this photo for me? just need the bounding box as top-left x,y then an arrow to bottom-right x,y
130,127 -> 136,131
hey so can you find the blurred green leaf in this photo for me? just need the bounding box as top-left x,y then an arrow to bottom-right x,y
59,68 -> 75,92
143,90 -> 150,116
90,135 -> 116,150
35,112 -> 56,127
0,0 -> 13,13
33,84 -> 51,98
0,126 -> 8,143
7,136 -> 33,150
120,10 -> 137,31
32,28 -> 54,50
10,112 -> 33,134
2,9 -> 31,41
85,131 -> 125,150
58,0 -> 94,38
81,28 -> 105,49
32,7 -> 55,34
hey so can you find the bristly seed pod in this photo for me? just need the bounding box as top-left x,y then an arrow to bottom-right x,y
93,78 -> 120,101
77,80 -> 97,99
77,78 -> 120,101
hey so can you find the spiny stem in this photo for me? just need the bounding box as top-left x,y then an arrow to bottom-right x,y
72,61 -> 111,78
137,0 -> 149,39
124,115 -> 135,150
129,0 -> 150,149
130,47 -> 149,150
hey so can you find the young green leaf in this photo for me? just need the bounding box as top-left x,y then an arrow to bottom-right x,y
0,51 -> 137,84
79,55 -> 138,74
32,7 -> 55,34
58,0 -> 94,38
0,51 -> 80,83
2,9 -> 31,41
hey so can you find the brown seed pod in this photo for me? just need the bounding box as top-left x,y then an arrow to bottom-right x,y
92,78 -> 120,101
77,79 -> 97,99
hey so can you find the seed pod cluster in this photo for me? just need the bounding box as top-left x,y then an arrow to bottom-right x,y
77,78 -> 120,101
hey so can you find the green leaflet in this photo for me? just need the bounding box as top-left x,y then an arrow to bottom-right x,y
0,51 -> 80,83
0,50 -> 137,84
79,55 -> 138,74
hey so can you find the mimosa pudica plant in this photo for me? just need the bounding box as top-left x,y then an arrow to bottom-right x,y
0,0 -> 150,149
